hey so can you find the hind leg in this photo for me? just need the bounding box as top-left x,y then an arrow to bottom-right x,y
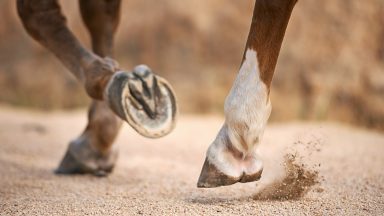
56,0 -> 122,175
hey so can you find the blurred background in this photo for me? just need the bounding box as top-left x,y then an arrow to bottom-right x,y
0,0 -> 383,131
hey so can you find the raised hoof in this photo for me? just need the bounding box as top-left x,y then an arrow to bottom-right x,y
55,140 -> 117,177
197,158 -> 263,188
105,64 -> 177,138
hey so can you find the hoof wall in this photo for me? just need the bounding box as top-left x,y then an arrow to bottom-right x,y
197,158 -> 239,188
197,158 -> 263,188
55,148 -> 87,175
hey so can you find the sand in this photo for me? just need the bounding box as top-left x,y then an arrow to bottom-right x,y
0,107 -> 383,215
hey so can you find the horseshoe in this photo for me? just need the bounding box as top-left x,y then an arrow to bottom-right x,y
105,65 -> 177,138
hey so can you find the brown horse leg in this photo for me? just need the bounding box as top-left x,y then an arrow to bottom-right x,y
17,0 -> 118,100
17,0 -> 177,139
78,0 -> 177,139
56,0 -> 123,175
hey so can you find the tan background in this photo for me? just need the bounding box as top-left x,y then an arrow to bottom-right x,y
0,0 -> 383,130
1,1 -> 384,214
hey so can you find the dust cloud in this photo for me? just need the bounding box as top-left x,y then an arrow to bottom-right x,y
254,132 -> 324,200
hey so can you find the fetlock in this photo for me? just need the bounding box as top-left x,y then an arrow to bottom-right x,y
84,57 -> 119,100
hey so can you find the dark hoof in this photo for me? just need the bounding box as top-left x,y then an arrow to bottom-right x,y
106,64 -> 177,138
197,158 -> 263,188
197,158 -> 239,188
55,139 -> 117,176
55,148 -> 88,174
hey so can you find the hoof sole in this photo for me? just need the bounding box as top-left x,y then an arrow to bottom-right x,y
106,65 -> 177,138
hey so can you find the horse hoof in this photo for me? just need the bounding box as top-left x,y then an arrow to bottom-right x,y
197,157 -> 263,188
55,139 -> 117,176
197,158 -> 239,188
105,64 -> 177,138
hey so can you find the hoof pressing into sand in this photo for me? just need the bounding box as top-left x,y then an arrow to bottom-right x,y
105,64 -> 177,138
55,137 -> 118,176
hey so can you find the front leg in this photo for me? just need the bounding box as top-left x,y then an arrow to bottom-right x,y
198,50 -> 271,187
198,0 -> 297,188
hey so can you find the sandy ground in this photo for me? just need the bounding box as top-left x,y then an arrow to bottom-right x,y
0,107 -> 383,215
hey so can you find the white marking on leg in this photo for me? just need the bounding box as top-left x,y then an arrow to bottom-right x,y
207,48 -> 271,177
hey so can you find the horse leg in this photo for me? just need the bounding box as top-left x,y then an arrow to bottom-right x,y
197,0 -> 297,187
56,0 -> 123,175
17,0 -> 177,139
